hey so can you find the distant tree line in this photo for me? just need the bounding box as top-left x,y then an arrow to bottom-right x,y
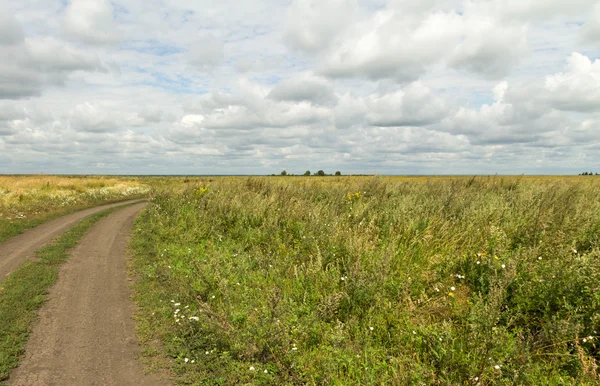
579,172 -> 599,175
273,170 -> 342,176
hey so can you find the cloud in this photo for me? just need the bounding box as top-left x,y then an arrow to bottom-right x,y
319,7 -> 527,82
449,18 -> 528,79
0,103 -> 24,122
365,82 -> 448,127
0,5 -> 104,99
438,53 -> 600,146
69,103 -> 120,132
182,78 -> 333,132
189,35 -> 224,70
0,27 -> 105,99
267,73 -> 336,105
492,0 -> 598,20
579,4 -> 600,47
543,53 -> 600,112
63,0 -> 120,45
234,55 -> 286,73
320,10 -> 460,82
2,0 -> 600,174
333,93 -> 367,130
283,0 -> 358,52
0,1 -> 24,46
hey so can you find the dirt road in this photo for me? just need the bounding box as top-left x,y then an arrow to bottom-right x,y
7,203 -> 168,386
0,199 -> 144,280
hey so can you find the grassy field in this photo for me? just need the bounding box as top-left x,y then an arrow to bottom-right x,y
130,176 -> 600,385
0,175 -> 149,243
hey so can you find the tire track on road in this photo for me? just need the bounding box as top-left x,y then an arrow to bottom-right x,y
0,199 -> 144,279
7,203 -> 168,386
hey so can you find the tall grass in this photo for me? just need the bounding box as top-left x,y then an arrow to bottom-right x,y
131,176 -> 600,385
0,175 -> 149,243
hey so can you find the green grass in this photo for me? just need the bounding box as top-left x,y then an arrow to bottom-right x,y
0,207 -> 120,381
131,176 -> 600,385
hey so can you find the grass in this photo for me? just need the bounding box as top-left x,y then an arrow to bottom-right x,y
0,206 -> 120,381
130,176 -> 600,385
0,175 -> 149,244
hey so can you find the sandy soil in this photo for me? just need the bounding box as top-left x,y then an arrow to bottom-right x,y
6,203 -> 168,386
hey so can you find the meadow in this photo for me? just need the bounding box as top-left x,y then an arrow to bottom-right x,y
0,175 -> 149,243
130,176 -> 600,385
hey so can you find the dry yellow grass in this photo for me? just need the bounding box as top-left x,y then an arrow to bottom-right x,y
0,175 -> 149,242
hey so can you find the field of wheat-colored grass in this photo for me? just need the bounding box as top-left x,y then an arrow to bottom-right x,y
0,175 -> 149,242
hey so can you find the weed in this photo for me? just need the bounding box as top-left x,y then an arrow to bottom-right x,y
131,176 -> 600,385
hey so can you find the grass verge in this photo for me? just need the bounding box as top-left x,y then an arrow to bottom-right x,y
131,176 -> 600,385
0,207 -> 120,381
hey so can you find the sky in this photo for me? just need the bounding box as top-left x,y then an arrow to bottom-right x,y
1,0 -> 599,175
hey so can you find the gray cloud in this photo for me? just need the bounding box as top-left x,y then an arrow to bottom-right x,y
0,1 -> 24,45
365,82 -> 448,127
1,0 -> 600,175
580,5 -> 600,46
63,0 -> 120,45
267,73 -> 337,105
319,8 -> 529,82
283,0 -> 358,53
0,34 -> 105,99
68,103 -> 120,132
189,35 -> 225,70
449,21 -> 528,79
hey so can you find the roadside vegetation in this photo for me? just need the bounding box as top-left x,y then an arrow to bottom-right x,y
131,176 -> 600,385
0,175 -> 149,243
0,207 -> 121,381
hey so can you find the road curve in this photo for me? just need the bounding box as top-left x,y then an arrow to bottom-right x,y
0,199 -> 144,280
7,202 -> 168,386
